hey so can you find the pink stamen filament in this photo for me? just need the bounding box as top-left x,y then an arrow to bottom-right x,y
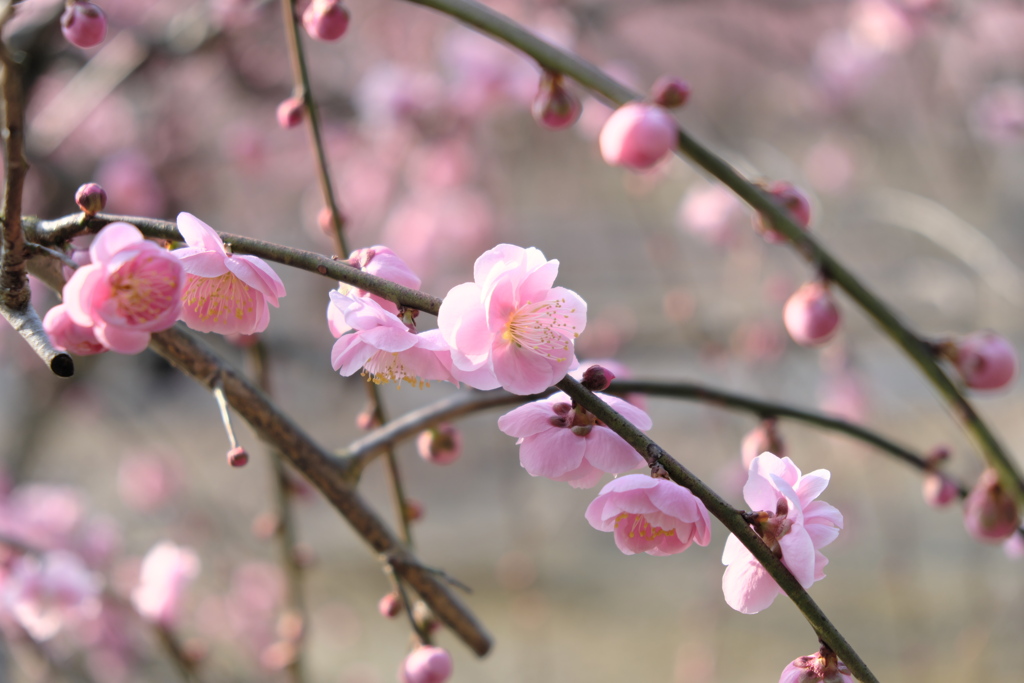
501,298 -> 579,361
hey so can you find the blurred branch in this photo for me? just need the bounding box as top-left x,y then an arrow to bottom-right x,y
394,0 -> 1024,510
145,325 -> 491,656
555,375 -> 879,683
0,5 -> 73,377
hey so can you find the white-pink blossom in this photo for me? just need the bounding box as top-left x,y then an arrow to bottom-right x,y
131,541 -> 200,626
1,550 -> 101,640
722,452 -> 843,614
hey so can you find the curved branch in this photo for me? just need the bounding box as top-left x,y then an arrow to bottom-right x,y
396,0 -> 1024,510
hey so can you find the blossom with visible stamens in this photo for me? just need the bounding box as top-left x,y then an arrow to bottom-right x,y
330,245 -> 421,322
722,452 -> 843,614
173,213 -> 286,336
328,291 -> 453,388
585,474 -> 711,555
438,244 -> 587,395
62,222 -> 184,354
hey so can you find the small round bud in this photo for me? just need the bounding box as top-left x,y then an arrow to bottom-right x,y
599,102 -> 677,170
61,1 -> 107,49
276,97 -> 304,129
651,76 -> 691,108
952,331 -> 1018,390
783,281 -> 839,346
779,647 -> 853,683
355,409 -> 375,430
399,645 -> 452,683
580,364 -> 616,392
964,468 -> 1020,542
417,424 -> 462,466
302,0 -> 350,41
227,446 -> 249,468
753,180 -> 812,243
531,72 -> 581,130
922,472 -> 958,508
378,592 -> 402,618
75,183 -> 107,215
404,499 -> 424,523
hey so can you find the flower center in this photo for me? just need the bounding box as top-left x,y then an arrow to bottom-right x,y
110,253 -> 180,324
182,272 -> 258,324
362,351 -> 428,389
500,298 -> 579,361
613,512 -> 676,541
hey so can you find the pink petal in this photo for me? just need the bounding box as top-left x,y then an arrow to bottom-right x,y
742,469 -> 779,512
582,428 -> 645,473
722,557 -> 781,614
437,282 -> 491,368
794,469 -> 831,507
226,256 -> 285,305
89,222 -> 144,263
449,362 -> 500,390
358,325 -> 419,353
515,259 -> 560,303
473,244 -> 528,288
778,527 -> 816,587
561,462 -> 604,489
62,265 -> 105,327
174,250 -> 229,278
803,500 -> 844,530
544,286 -> 588,342
331,336 -> 375,375
491,341 -> 561,395
94,324 -> 150,355
498,403 -> 563,439
518,429 -> 586,479
600,394 -> 652,431
176,212 -> 225,252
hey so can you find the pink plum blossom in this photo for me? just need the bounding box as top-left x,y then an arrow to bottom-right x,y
173,212 -> 286,336
61,222 -> 184,354
43,304 -> 106,356
722,452 -> 843,614
1,550 -> 102,641
331,245 -> 421,320
952,332 -> 1017,390
328,291 -> 453,388
131,541 -> 200,626
437,244 -> 587,395
779,648 -> 854,683
400,645 -> 453,683
497,392 -> 650,488
784,281 -> 840,346
599,102 -> 677,170
585,474 -> 711,555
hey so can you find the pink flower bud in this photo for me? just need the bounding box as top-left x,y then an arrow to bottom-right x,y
378,592 -> 402,618
75,183 -> 106,216
531,72 -> 581,129
922,472 -> 958,508
399,646 -> 453,683
964,468 -> 1020,542
580,364 -> 615,391
952,332 -> 1018,390
301,0 -> 350,41
227,447 -> 249,468
783,281 -> 840,346
740,418 -> 785,469
43,304 -> 106,356
276,97 -> 304,129
599,102 -> 677,170
61,1 -> 107,49
754,180 -> 812,243
404,499 -> 424,523
651,76 -> 691,108
779,648 -> 853,683
416,424 -> 462,466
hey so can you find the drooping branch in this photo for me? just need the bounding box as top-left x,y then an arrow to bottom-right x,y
393,0 -> 1024,511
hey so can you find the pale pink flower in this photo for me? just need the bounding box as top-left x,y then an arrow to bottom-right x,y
598,102 -> 677,170
722,452 -> 843,614
437,244 -> 587,395
585,474 -> 711,555
173,212 -> 286,336
952,332 -> 1017,390
400,645 -> 453,683
328,291 -> 453,388
43,304 -> 106,356
1,550 -> 102,641
131,541 -> 200,626
779,648 -> 854,683
330,245 -> 421,322
497,392 -> 649,488
0,484 -> 84,549
62,222 -> 184,354
963,468 -> 1020,542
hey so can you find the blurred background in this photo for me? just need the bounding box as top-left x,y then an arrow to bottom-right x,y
2,0 -> 1024,680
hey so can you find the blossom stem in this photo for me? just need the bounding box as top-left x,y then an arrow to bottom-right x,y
249,341 -> 308,683
393,0 -> 1024,513
212,381 -> 242,451
0,7 -> 73,377
556,375 -> 879,683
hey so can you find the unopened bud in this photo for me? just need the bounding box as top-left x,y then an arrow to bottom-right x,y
580,364 -> 616,392
302,0 -> 350,41
61,1 -> 107,49
276,97 -> 304,129
783,280 -> 839,346
950,331 -> 1018,390
964,468 -> 1020,542
378,592 -> 402,618
753,180 -> 812,243
599,102 -> 677,171
651,76 -> 691,108
417,424 -> 462,465
404,499 -> 424,523
227,446 -> 249,468
399,645 -> 452,683
922,472 -> 959,508
75,183 -> 107,215
531,71 -> 582,130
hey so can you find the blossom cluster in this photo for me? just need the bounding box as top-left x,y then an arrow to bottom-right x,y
45,214 -> 287,356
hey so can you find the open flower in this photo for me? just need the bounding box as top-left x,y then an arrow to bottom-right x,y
497,392 -> 649,488
62,222 -> 184,354
173,212 -> 286,335
131,541 -> 200,626
438,244 -> 587,395
329,291 -> 453,387
1,550 -> 102,641
722,452 -> 843,614
43,304 -> 106,356
585,475 -> 711,555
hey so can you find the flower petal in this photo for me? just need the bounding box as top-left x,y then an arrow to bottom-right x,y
176,212 -> 225,252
